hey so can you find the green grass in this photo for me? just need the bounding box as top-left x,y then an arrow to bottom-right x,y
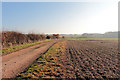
67,38 -> 119,41
1,39 -> 52,55
17,41 -> 66,78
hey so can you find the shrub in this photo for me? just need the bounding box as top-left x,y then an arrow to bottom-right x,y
2,31 -> 46,48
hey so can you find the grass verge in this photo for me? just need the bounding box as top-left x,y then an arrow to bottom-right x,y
17,40 -> 66,79
1,39 -> 52,55
67,38 -> 119,40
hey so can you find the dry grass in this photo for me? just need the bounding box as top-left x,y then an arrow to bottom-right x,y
17,40 -> 66,79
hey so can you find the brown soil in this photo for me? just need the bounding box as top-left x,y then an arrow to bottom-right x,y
63,40 -> 119,78
2,40 -> 57,78
17,40 -> 120,79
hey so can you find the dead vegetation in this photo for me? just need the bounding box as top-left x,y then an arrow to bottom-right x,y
2,31 -> 46,48
2,31 -> 61,48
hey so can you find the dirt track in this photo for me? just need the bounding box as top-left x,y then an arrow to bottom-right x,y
2,40 -> 57,78
16,40 -> 119,79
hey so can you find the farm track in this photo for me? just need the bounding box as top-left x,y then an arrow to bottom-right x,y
14,40 -> 120,79
2,40 -> 58,78
2,40 -> 119,79
64,40 -> 119,79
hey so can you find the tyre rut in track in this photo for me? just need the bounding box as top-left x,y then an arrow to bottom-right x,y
2,40 -> 58,78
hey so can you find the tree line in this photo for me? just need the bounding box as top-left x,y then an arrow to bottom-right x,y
1,31 -> 64,48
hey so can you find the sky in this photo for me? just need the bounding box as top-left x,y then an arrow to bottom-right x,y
2,1 -> 119,34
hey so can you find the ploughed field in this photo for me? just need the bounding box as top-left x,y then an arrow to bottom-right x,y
65,40 -> 119,78
17,40 -> 119,79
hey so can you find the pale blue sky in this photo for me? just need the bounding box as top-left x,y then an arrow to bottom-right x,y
2,2 -> 118,34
